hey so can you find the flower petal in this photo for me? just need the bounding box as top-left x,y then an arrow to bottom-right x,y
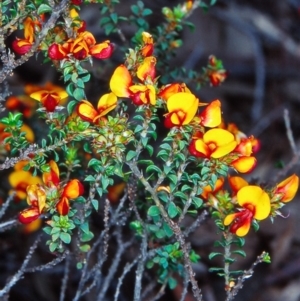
228,176 -> 248,194
237,186 -> 270,220
43,160 -> 60,187
96,93 -> 118,117
137,56 -> 156,82
90,40 -> 114,59
275,174 -> 299,202
231,156 -> 256,173
18,207 -> 40,224
110,65 -> 131,98
77,100 -> 98,122
199,99 -> 221,128
62,179 -> 84,199
56,197 -> 70,215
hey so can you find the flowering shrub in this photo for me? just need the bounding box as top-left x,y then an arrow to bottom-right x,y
0,1 -> 299,301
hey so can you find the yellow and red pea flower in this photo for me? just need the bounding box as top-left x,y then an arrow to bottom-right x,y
12,39 -> 33,55
201,177 -> 224,200
224,185 -> 271,237
18,206 -> 41,224
12,17 -> 38,55
198,99 -> 222,128
56,179 -> 84,215
9,170 -> 42,201
26,184 -> 46,214
128,84 -> 156,106
189,128 -> 237,159
164,92 -> 199,128
228,176 -> 249,195
42,160 -> 60,188
48,30 -> 113,61
136,56 -> 156,82
77,92 -> 118,123
44,160 -> 84,216
89,40 -> 114,59
140,32 -> 154,57
48,42 -> 70,60
158,83 -> 191,101
30,88 -> 68,113
273,174 -> 299,203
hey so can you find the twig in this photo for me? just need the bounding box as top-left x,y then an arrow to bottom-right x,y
96,230 -> 132,301
273,109 -> 300,181
283,109 -> 298,155
127,161 -> 203,301
25,250 -> 69,273
0,193 -> 16,220
114,258 -> 139,301
0,219 -> 19,232
183,210 -> 208,237
0,0 -> 70,84
225,251 -> 267,301
59,253 -> 71,301
179,272 -> 189,301
0,234 -> 42,297
133,228 -> 148,301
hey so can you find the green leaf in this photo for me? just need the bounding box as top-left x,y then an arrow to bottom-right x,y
146,165 -> 162,175
85,175 -> 95,182
192,197 -> 203,208
126,150 -> 137,161
208,252 -> 223,260
37,4 -> 52,14
60,232 -> 71,244
80,222 -> 89,234
145,145 -> 153,156
110,12 -> 118,24
142,8 -> 152,16
167,202 -> 178,218
147,205 -> 160,217
167,277 -> 177,289
232,250 -> 246,257
81,231 -> 94,242
163,222 -> 173,237
49,242 -> 58,252
80,244 -> 91,252
91,199 -> 99,211
73,88 -> 85,101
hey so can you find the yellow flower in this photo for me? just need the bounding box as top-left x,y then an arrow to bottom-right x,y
274,174 -> 299,203
77,93 -> 118,123
30,88 -> 68,112
9,170 -> 42,200
189,129 -> 237,159
224,186 -> 270,236
164,92 -> 199,128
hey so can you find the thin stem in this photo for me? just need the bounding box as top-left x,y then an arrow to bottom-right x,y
126,161 -> 202,301
59,253 -> 71,301
225,252 -> 267,301
0,234 -> 42,297
224,232 -> 233,289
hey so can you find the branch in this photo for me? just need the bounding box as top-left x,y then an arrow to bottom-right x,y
0,234 -> 42,297
127,161 -> 203,301
0,0 -> 70,84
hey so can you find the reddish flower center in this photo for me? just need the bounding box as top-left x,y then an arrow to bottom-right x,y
229,205 -> 255,234
41,93 -> 59,112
